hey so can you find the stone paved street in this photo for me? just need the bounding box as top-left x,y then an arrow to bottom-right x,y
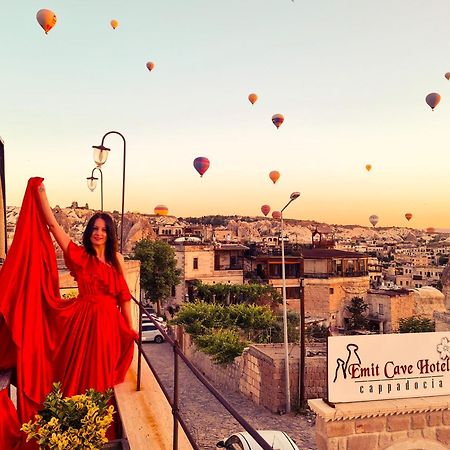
143,342 -> 316,450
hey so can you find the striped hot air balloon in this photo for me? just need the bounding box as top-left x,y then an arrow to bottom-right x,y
272,114 -> 284,129
154,204 -> 168,215
193,157 -> 210,177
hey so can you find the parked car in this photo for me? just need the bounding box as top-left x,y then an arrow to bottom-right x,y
216,430 -> 299,450
141,319 -> 166,343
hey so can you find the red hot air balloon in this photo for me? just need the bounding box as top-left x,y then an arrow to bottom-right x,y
248,93 -> 258,105
146,61 -> 155,71
261,205 -> 271,216
405,213 -> 412,221
36,9 -> 57,34
445,73 -> 450,81
193,157 -> 210,177
269,170 -> 280,184
425,93 -> 441,111
272,114 -> 284,129
154,204 -> 168,215
272,211 -> 281,220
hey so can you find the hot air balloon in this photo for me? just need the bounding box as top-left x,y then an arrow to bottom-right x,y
146,61 -> 155,72
269,170 -> 280,184
154,204 -> 168,216
365,164 -> 372,172
426,227 -> 435,234
272,211 -> 281,220
261,205 -> 271,216
405,213 -> 413,221
248,93 -> 258,105
36,9 -> 57,34
272,114 -> 284,129
445,73 -> 450,81
193,157 -> 210,177
110,19 -> 119,29
369,215 -> 379,227
425,93 -> 441,111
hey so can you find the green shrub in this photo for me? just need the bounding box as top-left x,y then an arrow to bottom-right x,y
398,316 -> 435,333
194,329 -> 248,365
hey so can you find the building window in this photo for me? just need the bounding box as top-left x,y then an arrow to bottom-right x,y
286,287 -> 300,299
329,288 -> 334,294
193,257 -> 198,270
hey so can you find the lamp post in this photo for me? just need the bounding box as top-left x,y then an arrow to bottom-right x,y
280,191 -> 300,414
92,131 -> 126,253
86,167 -> 104,211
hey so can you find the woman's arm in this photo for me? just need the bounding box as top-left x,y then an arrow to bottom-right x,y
38,182 -> 71,253
117,253 -> 135,331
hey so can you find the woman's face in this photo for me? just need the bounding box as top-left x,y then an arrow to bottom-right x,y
90,218 -> 108,247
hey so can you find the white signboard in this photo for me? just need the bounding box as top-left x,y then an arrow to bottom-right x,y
328,332 -> 450,403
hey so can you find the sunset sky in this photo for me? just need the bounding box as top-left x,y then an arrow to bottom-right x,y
2,1 -> 450,229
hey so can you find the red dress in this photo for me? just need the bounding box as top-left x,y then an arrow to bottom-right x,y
57,241 -> 136,396
0,177 -> 136,449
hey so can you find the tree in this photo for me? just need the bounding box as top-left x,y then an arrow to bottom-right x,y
132,239 -> 181,316
345,297 -> 369,331
398,317 -> 435,333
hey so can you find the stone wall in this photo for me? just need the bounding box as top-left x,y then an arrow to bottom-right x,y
178,329 -> 327,413
309,397 -> 450,450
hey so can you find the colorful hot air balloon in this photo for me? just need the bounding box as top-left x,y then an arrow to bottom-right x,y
248,93 -> 258,105
405,213 -> 413,221
445,73 -> 450,81
365,164 -> 372,172
425,93 -> 441,111
146,61 -> 155,72
269,170 -> 280,184
36,9 -> 57,34
369,215 -> 379,227
110,19 -> 119,29
261,205 -> 271,216
272,211 -> 281,220
193,157 -> 210,177
154,204 -> 168,216
272,114 -> 284,129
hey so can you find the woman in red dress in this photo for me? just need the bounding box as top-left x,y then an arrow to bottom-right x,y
37,181 -> 137,395
0,177 -> 136,448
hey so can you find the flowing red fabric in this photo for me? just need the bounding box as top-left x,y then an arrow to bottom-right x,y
0,177 -> 136,449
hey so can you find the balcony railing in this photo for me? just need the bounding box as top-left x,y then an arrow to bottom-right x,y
132,296 -> 274,450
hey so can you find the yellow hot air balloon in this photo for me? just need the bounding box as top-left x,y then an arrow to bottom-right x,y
36,9 -> 57,34
110,19 -> 119,29
154,204 -> 168,216
248,93 -> 258,105
365,164 -> 372,172
269,170 -> 280,184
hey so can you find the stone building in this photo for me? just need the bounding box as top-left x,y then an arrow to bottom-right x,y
367,286 -> 446,333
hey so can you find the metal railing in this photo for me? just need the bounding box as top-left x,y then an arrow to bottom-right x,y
131,296 -> 274,450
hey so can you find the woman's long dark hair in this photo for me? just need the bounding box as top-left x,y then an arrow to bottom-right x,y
83,212 -> 120,271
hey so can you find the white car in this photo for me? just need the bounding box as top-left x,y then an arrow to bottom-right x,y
141,319 -> 166,343
216,430 -> 299,450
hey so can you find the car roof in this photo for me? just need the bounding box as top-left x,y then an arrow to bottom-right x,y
230,430 -> 298,450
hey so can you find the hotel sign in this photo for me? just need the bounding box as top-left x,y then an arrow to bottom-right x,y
328,332 -> 450,403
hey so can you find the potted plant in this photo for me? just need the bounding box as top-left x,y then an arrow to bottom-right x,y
21,382 -> 116,450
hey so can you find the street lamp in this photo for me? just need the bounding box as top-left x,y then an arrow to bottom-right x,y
280,191 -> 300,413
92,131 -> 127,253
86,167 -> 104,211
